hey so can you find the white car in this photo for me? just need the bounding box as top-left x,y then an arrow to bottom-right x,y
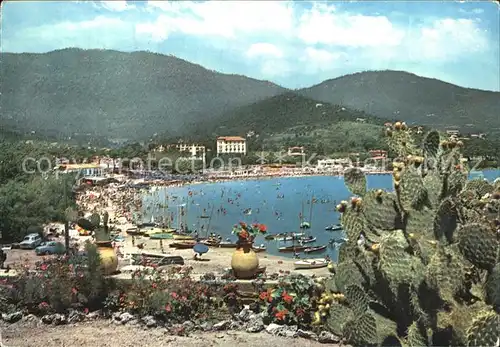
19,234 -> 43,249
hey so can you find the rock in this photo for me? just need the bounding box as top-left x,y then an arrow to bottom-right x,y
199,322 -> 213,332
52,314 -> 67,326
67,310 -> 86,324
41,315 -> 54,324
245,316 -> 265,333
1,311 -> 22,323
265,323 -> 298,338
112,312 -> 122,321
213,320 -> 230,331
182,320 -> 195,332
318,331 -> 341,344
23,314 -> 38,323
119,312 -> 134,324
87,310 -> 102,319
297,329 -> 318,340
229,321 -> 242,330
237,307 -> 252,322
141,315 -> 157,328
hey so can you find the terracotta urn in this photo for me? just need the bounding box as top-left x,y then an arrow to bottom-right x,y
96,241 -> 118,275
231,239 -> 259,279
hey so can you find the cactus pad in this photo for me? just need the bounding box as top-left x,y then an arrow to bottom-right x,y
90,212 -> 101,229
433,197 -> 458,243
457,223 -> 499,271
466,310 -> 500,347
362,190 -> 402,231
345,284 -> 370,317
485,263 -> 500,309
344,312 -> 378,345
344,168 -> 367,196
398,166 -> 428,211
341,207 -> 366,242
465,179 -> 494,197
426,246 -> 467,302
423,130 -> 440,159
406,321 -> 428,347
334,259 -> 366,292
327,302 -> 354,336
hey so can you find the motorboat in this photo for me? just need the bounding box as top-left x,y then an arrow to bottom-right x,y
325,224 -> 343,231
218,242 -> 238,248
276,233 -> 305,241
300,222 -> 311,229
252,245 -> 267,253
125,228 -> 144,236
304,245 -> 327,253
278,245 -> 309,253
293,258 -> 329,270
297,236 -> 316,244
172,234 -> 195,241
265,233 -> 288,240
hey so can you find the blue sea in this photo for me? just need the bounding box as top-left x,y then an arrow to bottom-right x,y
143,169 -> 499,260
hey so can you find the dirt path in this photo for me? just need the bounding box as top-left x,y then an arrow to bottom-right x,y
1,320 -> 334,347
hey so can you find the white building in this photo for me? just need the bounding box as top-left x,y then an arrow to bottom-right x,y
317,158 -> 351,170
176,143 -> 206,160
216,136 -> 247,155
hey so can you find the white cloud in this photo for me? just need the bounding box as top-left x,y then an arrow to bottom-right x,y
138,1 -> 294,40
246,43 -> 283,59
94,1 -> 136,12
413,18 -> 489,61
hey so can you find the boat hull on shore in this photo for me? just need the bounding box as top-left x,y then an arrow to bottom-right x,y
294,259 -> 328,269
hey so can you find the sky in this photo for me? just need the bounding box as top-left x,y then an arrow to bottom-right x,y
1,1 -> 499,91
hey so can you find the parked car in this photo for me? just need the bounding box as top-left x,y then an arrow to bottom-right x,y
19,234 -> 43,249
35,241 -> 66,255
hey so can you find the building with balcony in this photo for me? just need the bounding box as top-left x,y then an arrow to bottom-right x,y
176,143 -> 206,160
287,146 -> 305,156
216,136 -> 247,155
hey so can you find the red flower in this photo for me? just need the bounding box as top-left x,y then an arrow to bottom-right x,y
259,224 -> 267,233
171,292 -> 179,299
71,287 -> 78,295
84,308 -> 89,314
259,291 -> 269,301
165,304 -> 172,312
295,308 -> 305,317
275,309 -> 288,321
239,230 -> 249,239
152,283 -> 158,289
239,222 -> 247,228
40,263 -> 48,271
282,291 -> 294,304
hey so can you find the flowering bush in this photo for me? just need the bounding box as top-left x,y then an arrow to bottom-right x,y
120,266 -> 226,323
232,222 -> 267,243
8,242 -> 111,314
258,274 -> 320,327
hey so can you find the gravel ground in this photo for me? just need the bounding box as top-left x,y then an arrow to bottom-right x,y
0,320 -> 336,347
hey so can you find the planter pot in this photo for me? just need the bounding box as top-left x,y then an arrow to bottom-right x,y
231,241 -> 259,279
96,241 -> 118,275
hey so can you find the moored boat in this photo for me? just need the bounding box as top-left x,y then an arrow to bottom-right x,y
304,245 -> 327,253
293,258 -> 329,269
325,224 -> 343,231
275,233 -> 305,241
172,234 -> 195,241
126,228 -> 144,236
265,233 -> 287,240
149,233 -> 174,240
298,236 -> 316,244
169,241 -> 196,249
252,245 -> 266,253
278,245 -> 309,252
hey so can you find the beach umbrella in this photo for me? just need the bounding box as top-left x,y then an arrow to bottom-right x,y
193,243 -> 209,256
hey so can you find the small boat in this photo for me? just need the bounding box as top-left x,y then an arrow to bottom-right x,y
218,242 -> 238,248
294,258 -> 329,270
298,236 -> 316,244
304,245 -> 327,253
325,224 -> 343,231
252,245 -> 266,253
149,233 -> 174,240
275,233 -> 305,241
265,233 -> 287,240
199,215 -> 210,219
126,228 -> 144,236
278,245 -> 309,253
172,234 -> 195,241
169,242 -> 196,249
300,222 -> 311,229
143,228 -> 168,237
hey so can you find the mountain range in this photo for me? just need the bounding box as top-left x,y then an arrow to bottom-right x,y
1,48 -> 499,141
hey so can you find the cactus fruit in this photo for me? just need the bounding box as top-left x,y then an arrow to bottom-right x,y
394,122 -> 402,130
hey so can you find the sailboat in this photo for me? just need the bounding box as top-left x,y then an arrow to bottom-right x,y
299,200 -> 311,229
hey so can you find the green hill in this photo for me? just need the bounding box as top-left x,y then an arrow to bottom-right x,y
0,48 -> 285,140
298,70 -> 500,134
185,92 -> 382,138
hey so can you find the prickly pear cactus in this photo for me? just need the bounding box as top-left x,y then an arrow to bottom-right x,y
344,168 -> 367,197
90,212 -> 101,229
323,124 -> 500,346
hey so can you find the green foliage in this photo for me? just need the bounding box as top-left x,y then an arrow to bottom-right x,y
323,125 -> 500,346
